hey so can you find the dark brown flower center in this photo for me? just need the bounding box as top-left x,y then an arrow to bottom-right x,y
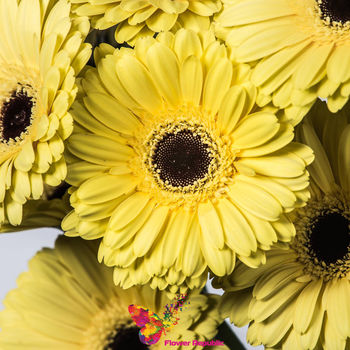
105,326 -> 149,350
1,86 -> 34,142
319,0 -> 350,24
310,212 -> 350,264
152,129 -> 213,188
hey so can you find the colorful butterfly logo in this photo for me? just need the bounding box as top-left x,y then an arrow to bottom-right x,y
128,294 -> 188,345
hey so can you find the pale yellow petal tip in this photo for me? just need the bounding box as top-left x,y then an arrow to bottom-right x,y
0,236 -> 224,348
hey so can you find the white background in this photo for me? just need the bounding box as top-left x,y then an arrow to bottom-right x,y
0,228 -> 262,350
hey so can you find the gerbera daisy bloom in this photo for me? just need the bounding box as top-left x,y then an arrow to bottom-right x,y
70,0 -> 222,44
214,99 -> 350,350
0,236 -> 226,350
62,29 -> 313,294
215,0 -> 350,115
0,0 -> 91,228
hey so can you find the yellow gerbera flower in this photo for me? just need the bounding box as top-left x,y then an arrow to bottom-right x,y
62,29 -> 313,294
214,99 -> 350,350
0,0 -> 91,228
0,235 -> 226,350
70,0 -> 222,44
215,0 -> 350,115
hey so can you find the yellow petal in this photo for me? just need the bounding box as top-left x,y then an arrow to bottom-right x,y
220,0 -> 292,25
83,92 -> 141,135
236,174 -> 297,209
294,44 -> 333,90
236,25 -> 306,63
68,134 -> 134,166
180,216 -> 205,276
160,208 -> 190,268
298,121 -> 335,192
188,0 -> 221,16
108,192 -> 150,230
180,55 -> 203,106
33,142 -> 52,173
13,169 -> 31,202
105,201 -> 155,249
327,45 -> 350,83
197,201 -> 224,249
271,214 -> 296,242
203,58 -> 232,115
116,54 -> 163,113
98,54 -> 139,109
218,85 -> 247,135
146,11 -> 177,32
199,236 -> 235,276
14,141 -> 35,172
294,279 -> 323,333
133,206 -> 169,257
174,28 -> 202,63
71,102 -> 119,140
232,112 -> 279,149
6,198 -> 23,226
242,209 -> 278,247
239,122 -> 294,158
146,42 -> 181,106
236,150 -> 306,178
228,179 -> 282,221
67,161 -> 107,187
215,198 -> 257,256
77,174 -> 138,204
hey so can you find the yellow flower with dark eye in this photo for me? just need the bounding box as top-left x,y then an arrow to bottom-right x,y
70,0 -> 222,44
0,236 -> 225,350
62,29 -> 313,294
0,0 -> 91,228
214,99 -> 350,350
215,0 -> 350,116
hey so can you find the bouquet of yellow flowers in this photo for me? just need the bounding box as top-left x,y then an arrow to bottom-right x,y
0,1 -> 349,349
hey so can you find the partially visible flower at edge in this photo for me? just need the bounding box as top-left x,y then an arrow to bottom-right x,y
0,0 -> 91,228
215,0 -> 350,118
213,99 -> 350,350
0,235 -> 226,350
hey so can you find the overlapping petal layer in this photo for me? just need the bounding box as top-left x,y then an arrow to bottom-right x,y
71,0 -> 222,44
